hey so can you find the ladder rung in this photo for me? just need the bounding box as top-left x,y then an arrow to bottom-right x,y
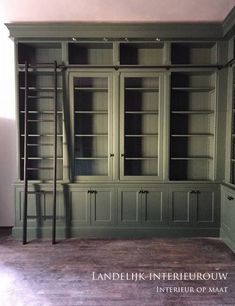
28,96 -> 54,99
27,167 -> 54,170
20,111 -> 63,114
27,120 -> 54,122
20,87 -> 63,91
26,191 -> 62,194
27,143 -> 53,146
21,134 -> 63,137
22,157 -> 63,160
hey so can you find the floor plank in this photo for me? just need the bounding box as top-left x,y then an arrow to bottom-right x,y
0,232 -> 234,305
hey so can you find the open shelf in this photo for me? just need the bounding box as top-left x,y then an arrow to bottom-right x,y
120,43 -> 164,65
18,42 -> 62,65
68,43 -> 113,65
171,42 -> 217,65
170,71 -> 216,181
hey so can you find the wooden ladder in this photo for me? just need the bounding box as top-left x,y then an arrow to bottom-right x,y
22,61 -> 59,244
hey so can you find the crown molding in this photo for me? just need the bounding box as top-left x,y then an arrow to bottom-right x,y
5,22 -> 223,40
223,6 -> 235,38
5,7 -> 235,40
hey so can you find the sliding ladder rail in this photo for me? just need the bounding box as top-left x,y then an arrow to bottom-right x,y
23,61 -> 29,245
22,61 -> 59,244
52,61 -> 58,245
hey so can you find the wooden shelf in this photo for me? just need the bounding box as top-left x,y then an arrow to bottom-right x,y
125,157 -> 158,160
171,110 -> 214,114
171,157 -> 213,160
171,134 -> 214,137
74,111 -> 108,114
172,87 -> 215,92
75,157 -> 108,160
74,87 -> 108,91
75,134 -> 108,137
125,87 -> 159,91
125,134 -> 158,137
125,111 -> 158,114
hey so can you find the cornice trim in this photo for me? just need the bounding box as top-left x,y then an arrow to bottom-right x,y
5,22 -> 223,40
223,6 -> 235,38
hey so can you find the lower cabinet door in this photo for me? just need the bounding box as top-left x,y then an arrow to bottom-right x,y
221,188 -> 235,237
169,187 -> 220,227
118,188 -> 166,226
194,188 -> 220,227
70,188 -> 90,226
90,188 -> 115,226
141,188 -> 166,226
118,189 -> 141,225
169,189 -> 194,226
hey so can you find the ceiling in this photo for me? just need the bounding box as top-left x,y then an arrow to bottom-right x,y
0,0 -> 235,23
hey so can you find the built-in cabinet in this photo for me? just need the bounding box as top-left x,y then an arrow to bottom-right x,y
221,186 -> 235,252
169,187 -> 219,227
7,22 -> 235,243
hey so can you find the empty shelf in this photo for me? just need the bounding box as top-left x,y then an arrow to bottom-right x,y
171,157 -> 213,160
125,111 -> 159,114
172,87 -> 215,92
125,134 -> 158,137
74,111 -> 108,114
75,134 -> 108,137
171,134 -> 214,137
171,110 -> 214,114
125,87 -> 159,91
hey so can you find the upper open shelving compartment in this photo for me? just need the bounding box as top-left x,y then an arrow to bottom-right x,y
171,42 -> 217,65
68,43 -> 113,65
120,42 -> 165,66
17,42 -> 62,65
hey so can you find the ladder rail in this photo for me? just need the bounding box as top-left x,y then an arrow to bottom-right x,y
52,61 -> 58,244
23,61 -> 29,244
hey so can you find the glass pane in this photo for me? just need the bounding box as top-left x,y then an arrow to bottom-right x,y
124,76 -> 159,176
124,159 -> 158,176
73,76 -> 109,176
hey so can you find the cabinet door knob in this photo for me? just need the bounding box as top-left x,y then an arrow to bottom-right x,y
143,190 -> 149,194
139,190 -> 143,194
227,196 -> 234,200
121,153 -> 125,157
190,190 -> 196,194
110,153 -> 114,157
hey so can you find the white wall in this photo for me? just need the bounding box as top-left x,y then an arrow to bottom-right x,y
0,21 -> 16,226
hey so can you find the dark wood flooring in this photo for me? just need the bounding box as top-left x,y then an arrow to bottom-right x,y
0,230 -> 234,305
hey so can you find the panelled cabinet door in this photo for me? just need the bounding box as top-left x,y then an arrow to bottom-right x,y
118,189 -> 142,226
141,188 -> 166,226
70,188 -> 90,226
69,72 -> 113,181
120,72 -> 164,181
118,188 -> 166,226
169,187 -> 219,227
90,188 -> 115,226
169,189 -> 194,226
221,189 -> 235,237
194,188 -> 220,227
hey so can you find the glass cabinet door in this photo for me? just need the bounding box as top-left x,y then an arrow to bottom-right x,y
70,72 -> 113,180
120,72 -> 164,180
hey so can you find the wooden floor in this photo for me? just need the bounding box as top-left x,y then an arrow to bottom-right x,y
0,230 -> 234,306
